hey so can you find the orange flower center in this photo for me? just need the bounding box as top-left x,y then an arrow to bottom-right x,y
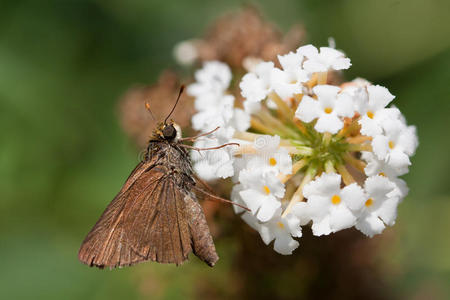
263,186 -> 271,195
269,157 -> 277,166
367,111 -> 374,119
365,198 -> 374,207
331,194 -> 341,205
388,141 -> 395,149
324,107 -> 333,114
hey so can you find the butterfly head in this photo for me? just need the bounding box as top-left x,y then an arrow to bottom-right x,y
154,121 -> 182,141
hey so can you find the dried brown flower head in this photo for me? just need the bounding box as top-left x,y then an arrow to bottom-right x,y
196,7 -> 306,68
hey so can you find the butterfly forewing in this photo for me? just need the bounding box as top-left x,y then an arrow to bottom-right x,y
78,142 -> 218,268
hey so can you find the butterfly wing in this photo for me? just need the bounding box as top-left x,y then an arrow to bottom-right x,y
78,159 -> 218,268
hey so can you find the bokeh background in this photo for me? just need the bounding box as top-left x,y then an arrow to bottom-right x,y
1,1 -> 449,299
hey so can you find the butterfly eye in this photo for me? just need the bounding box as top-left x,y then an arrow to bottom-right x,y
162,125 -> 177,140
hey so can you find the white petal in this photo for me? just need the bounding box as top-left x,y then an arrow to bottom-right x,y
356,214 -> 385,237
319,47 -> 344,60
238,168 -> 258,188
335,92 -> 355,118
240,73 -> 266,103
284,213 -> 302,238
398,125 -> 419,156
329,206 -> 357,232
275,148 -> 293,175
243,100 -> 261,114
265,173 -> 285,198
305,195 -> 330,218
230,108 -> 251,132
377,197 -> 399,226
359,116 -> 382,137
303,60 -> 327,73
231,184 -> 246,214
331,57 -> 351,70
341,183 -> 366,211
362,151 -> 407,177
273,235 -> 299,255
389,178 -> 409,199
311,216 -> 332,236
241,212 -> 261,231
239,190 -> 262,214
215,159 -> 235,179
303,173 -> 341,198
256,197 -> 281,222
193,160 -> 216,181
295,95 -> 321,123
278,51 -> 303,70
291,202 -> 312,226
313,84 -> 340,100
387,149 -> 411,170
367,85 -> 395,110
259,223 -> 276,245
372,135 -> 389,160
296,44 -> 318,58
364,175 -> 395,203
314,113 -> 343,134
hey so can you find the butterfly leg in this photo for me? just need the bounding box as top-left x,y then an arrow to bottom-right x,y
179,143 -> 239,152
179,126 -> 220,142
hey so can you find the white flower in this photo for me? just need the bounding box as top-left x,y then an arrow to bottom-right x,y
372,118 -> 418,170
229,108 -> 251,133
240,61 -> 275,113
361,151 -> 409,199
302,173 -> 365,236
362,150 -> 407,177
239,169 -> 284,222
258,209 -> 302,255
297,44 -> 351,72
191,94 -> 234,134
340,78 -> 371,113
357,85 -> 398,137
295,85 -> 354,134
173,39 -> 199,66
270,52 -> 310,100
187,61 -> 231,98
191,138 -> 237,180
355,176 -> 397,237
246,135 -> 293,175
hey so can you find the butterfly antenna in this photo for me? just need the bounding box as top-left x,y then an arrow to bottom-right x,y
164,85 -> 184,125
144,102 -> 156,121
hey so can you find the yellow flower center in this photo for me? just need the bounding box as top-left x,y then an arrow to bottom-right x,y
277,222 -> 285,229
263,185 -> 271,195
269,157 -> 277,166
331,194 -> 341,205
365,198 -> 374,207
388,141 -> 395,149
366,111 -> 374,119
324,107 -> 333,114
379,172 -> 386,177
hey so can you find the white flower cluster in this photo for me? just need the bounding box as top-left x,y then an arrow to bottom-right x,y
187,43 -> 418,255
187,62 -> 250,180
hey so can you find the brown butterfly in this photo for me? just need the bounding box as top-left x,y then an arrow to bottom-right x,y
78,86 -> 246,269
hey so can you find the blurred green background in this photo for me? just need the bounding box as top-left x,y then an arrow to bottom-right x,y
1,0 -> 449,299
